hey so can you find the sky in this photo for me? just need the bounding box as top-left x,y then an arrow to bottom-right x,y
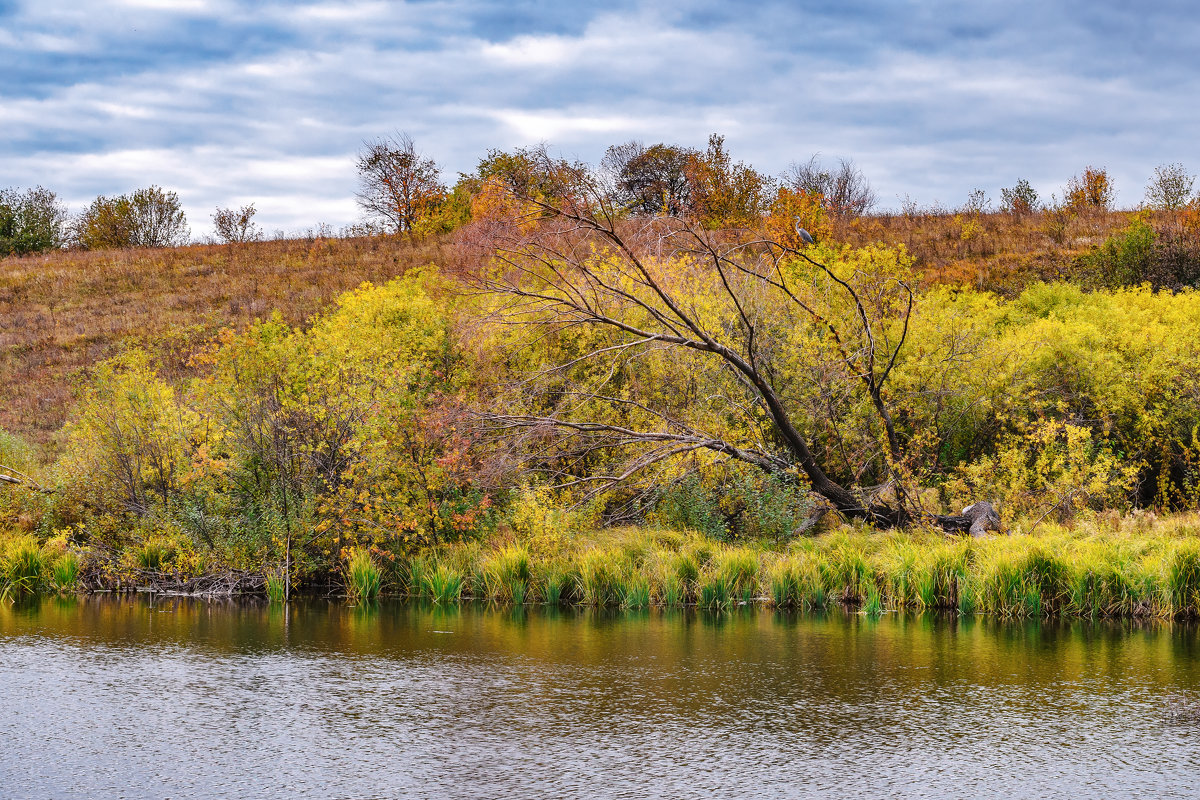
3,0 -> 1199,237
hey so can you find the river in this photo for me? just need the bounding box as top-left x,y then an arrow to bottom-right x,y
3,596 -> 1199,798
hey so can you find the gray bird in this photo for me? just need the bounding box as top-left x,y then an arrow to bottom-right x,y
794,221 -> 815,245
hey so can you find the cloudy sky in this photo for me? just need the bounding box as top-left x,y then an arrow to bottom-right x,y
4,0 -> 1199,236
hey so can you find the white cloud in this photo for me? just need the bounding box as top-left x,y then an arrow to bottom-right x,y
116,0 -> 212,9
4,0 -> 1200,229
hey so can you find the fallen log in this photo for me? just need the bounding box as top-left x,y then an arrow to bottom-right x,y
0,464 -> 54,494
933,501 -> 1003,536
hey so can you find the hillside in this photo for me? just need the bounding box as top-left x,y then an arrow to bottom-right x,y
0,235 -> 451,448
0,208 -> 1157,452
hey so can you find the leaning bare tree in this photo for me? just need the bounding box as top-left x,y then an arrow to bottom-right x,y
469,149 -> 993,532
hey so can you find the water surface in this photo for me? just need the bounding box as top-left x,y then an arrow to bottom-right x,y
3,597 -> 1199,798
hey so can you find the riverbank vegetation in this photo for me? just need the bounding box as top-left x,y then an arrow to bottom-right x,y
4,138 -> 1200,615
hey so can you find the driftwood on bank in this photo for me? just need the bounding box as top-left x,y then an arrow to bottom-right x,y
125,569 -> 267,596
933,501 -> 1003,536
796,498 -> 1003,536
78,547 -> 268,596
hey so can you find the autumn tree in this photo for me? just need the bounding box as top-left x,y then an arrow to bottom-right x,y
601,140 -> 696,216
783,155 -> 876,216
75,186 -> 190,249
470,147 -> 990,531
1064,166 -> 1115,211
1000,179 -> 1039,215
684,134 -> 773,228
0,186 -> 67,256
474,146 -> 584,206
355,133 -> 445,235
1145,163 -> 1195,211
211,203 -> 262,244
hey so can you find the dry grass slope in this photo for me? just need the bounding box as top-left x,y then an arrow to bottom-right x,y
0,235 -> 454,448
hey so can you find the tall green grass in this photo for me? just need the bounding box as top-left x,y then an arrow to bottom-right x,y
10,516 -> 1200,618
51,551 -> 79,593
265,572 -> 286,603
423,564 -> 464,604
345,547 -> 382,603
479,546 -> 532,604
577,549 -> 623,606
2,536 -> 47,601
392,523 -> 1200,618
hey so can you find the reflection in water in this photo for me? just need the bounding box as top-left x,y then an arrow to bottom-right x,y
3,597 -> 1200,799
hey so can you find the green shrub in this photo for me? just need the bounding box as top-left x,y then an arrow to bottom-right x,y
1082,216 -> 1156,288
653,476 -> 727,539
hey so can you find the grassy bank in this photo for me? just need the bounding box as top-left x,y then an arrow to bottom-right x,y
386,517 -> 1200,619
6,210 -> 1200,615
9,515 -> 1194,620
0,531 -> 78,601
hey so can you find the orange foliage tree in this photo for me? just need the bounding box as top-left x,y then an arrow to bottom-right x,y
355,133 -> 446,236
764,187 -> 831,248
1065,166 -> 1115,211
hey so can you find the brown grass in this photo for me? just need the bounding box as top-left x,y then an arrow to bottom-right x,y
838,207 -> 1154,293
0,234 -> 455,449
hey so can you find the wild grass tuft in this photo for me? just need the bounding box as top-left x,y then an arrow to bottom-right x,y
480,546 -> 532,603
698,575 -> 731,610
1167,541 -> 1200,617
423,564 -> 464,604
622,575 -> 651,609
862,581 -> 884,615
345,547 -> 382,603
577,550 -> 622,606
768,557 -> 802,608
545,568 -> 567,605
2,536 -> 47,601
407,555 -> 428,598
265,572 -> 286,603
714,548 -> 760,602
135,537 -> 177,571
50,551 -> 79,593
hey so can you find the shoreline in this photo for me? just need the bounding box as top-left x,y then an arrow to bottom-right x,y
9,517 -> 1200,620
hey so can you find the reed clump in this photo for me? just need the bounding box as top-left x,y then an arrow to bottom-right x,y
51,550 -> 79,593
479,546 -> 532,604
344,547 -> 382,603
2,535 -> 48,601
9,513 -> 1200,619
265,572 -> 286,603
423,564 -> 464,604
